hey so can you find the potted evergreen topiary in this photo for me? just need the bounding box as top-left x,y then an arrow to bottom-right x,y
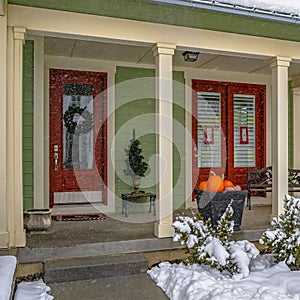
125,129 -> 148,193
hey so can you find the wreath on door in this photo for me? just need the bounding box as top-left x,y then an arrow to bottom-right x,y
63,106 -> 93,135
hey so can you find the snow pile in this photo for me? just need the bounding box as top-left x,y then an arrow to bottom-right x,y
14,279 -> 53,300
203,236 -> 229,266
149,195 -> 300,299
173,203 -> 259,278
0,255 -> 17,300
230,240 -> 259,279
148,256 -> 300,299
260,195 -> 300,267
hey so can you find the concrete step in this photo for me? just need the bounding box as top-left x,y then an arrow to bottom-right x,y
18,227 -> 264,265
232,228 -> 266,242
44,253 -> 148,284
18,237 -> 182,264
49,273 -> 169,300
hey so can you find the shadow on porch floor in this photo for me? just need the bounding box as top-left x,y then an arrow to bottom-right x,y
25,197 -> 272,249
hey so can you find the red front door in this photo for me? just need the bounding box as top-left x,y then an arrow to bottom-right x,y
49,69 -> 107,207
192,80 -> 266,190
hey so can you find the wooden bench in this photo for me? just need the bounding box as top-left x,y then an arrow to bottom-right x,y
247,166 -> 300,209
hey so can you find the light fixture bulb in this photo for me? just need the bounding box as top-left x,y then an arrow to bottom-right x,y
182,51 -> 199,62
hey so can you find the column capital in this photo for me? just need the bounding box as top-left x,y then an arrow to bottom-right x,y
269,56 -> 291,68
13,27 -> 26,41
292,86 -> 300,97
152,43 -> 176,57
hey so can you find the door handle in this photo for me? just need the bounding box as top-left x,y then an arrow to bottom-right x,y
53,145 -> 59,170
54,153 -> 58,170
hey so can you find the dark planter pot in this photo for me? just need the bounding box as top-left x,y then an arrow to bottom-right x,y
194,190 -> 247,231
24,209 -> 52,232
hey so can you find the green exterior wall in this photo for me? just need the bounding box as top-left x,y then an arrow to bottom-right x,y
15,0 -> 294,208
115,66 -> 185,212
172,70 -> 185,210
21,55 -> 185,212
8,0 -> 300,43
115,66 -> 156,212
289,82 -> 294,168
23,40 -> 34,210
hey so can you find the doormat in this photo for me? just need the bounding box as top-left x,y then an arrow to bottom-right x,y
52,213 -> 106,221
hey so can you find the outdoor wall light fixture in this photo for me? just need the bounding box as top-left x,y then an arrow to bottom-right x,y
182,51 -> 199,62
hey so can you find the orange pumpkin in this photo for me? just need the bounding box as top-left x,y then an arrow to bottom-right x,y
199,181 -> 207,191
206,171 -> 224,192
223,180 -> 234,188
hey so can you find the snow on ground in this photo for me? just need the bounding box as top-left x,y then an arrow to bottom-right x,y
14,279 -> 53,300
148,254 -> 300,300
0,256 -> 17,300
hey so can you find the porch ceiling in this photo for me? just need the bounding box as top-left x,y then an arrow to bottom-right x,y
44,36 -> 300,77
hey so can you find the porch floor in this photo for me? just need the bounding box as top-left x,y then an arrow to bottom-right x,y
25,197 -> 272,248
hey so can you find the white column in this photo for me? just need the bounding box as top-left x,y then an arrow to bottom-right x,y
6,27 -> 26,247
0,0 -> 4,16
0,2 -> 8,248
152,43 -> 176,238
269,56 -> 291,217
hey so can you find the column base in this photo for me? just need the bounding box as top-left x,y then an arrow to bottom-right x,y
0,232 -> 9,249
185,200 -> 197,210
0,230 -> 26,249
13,230 -> 26,248
154,222 -> 174,238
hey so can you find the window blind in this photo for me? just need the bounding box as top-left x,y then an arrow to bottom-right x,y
233,94 -> 256,167
197,92 -> 222,168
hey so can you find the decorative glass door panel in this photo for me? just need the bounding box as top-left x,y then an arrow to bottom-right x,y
192,80 -> 265,190
63,84 -> 94,170
49,69 -> 107,207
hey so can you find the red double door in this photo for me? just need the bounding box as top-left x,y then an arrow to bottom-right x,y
192,80 -> 266,190
49,69 -> 107,207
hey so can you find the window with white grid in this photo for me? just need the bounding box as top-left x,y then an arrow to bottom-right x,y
233,94 -> 256,167
197,92 -> 222,168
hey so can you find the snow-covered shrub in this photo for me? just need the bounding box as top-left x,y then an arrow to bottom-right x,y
260,195 -> 300,267
173,202 -> 259,278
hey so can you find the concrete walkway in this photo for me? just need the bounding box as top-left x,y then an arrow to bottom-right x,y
46,200 -> 272,300
2,197 -> 272,300
25,198 -> 272,249
49,274 -> 168,300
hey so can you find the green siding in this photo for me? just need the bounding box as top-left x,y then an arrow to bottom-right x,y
23,40 -> 34,210
8,0 -> 300,43
115,66 -> 156,212
173,71 -> 185,210
289,82 -> 294,168
115,66 -> 186,212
